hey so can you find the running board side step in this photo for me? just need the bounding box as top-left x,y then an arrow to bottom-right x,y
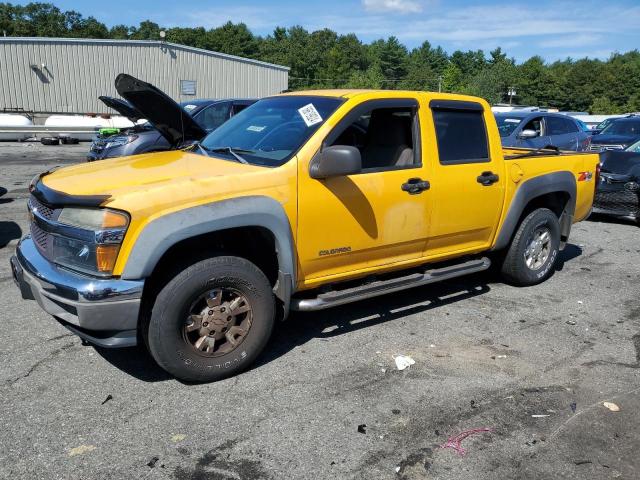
290,257 -> 491,311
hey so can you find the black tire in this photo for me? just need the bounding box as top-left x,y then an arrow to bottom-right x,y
146,256 -> 275,382
500,208 -> 560,286
40,137 -> 60,146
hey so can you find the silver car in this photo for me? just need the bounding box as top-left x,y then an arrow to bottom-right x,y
495,111 -> 591,151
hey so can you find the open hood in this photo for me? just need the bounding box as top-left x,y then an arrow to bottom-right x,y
114,73 -> 206,147
98,96 -> 145,122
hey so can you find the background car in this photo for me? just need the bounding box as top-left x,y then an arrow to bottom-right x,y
593,139 -> 640,223
591,117 -> 620,135
494,111 -> 591,151
574,117 -> 593,133
88,97 -> 256,161
589,116 -> 640,152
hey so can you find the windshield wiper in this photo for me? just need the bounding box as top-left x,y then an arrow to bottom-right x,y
206,146 -> 255,164
190,142 -> 210,157
505,144 -> 560,160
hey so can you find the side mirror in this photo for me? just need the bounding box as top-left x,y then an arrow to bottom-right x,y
309,145 -> 362,179
518,129 -> 539,139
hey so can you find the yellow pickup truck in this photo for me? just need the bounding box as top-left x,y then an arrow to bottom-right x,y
11,75 -> 600,382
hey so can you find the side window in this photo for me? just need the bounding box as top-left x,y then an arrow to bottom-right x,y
328,103 -> 419,171
232,103 -> 250,115
546,116 -> 571,136
197,102 -> 231,131
432,106 -> 489,164
522,117 -> 543,136
563,118 -> 579,133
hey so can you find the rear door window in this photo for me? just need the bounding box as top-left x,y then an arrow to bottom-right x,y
431,102 -> 489,164
546,116 -> 575,135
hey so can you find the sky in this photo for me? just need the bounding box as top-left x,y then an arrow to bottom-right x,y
11,0 -> 640,62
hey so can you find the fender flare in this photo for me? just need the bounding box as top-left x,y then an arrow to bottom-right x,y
492,171 -> 577,251
120,196 -> 296,301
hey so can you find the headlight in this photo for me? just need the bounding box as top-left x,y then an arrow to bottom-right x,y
52,208 -> 129,276
105,135 -> 137,149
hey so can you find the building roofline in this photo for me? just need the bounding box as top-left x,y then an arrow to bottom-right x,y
0,37 -> 290,71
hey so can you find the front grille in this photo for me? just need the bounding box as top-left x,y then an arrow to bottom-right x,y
31,220 -> 50,252
28,195 -> 58,259
594,189 -> 640,217
28,196 -> 55,220
590,144 -> 624,152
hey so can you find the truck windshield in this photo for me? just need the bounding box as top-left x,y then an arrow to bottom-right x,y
200,96 -> 344,166
494,116 -> 522,137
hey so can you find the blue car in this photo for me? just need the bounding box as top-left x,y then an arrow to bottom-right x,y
494,111 -> 591,151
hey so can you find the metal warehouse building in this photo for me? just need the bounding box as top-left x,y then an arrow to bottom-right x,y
0,37 -> 289,114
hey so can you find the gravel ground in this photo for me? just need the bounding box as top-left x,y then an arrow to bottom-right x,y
0,142 -> 639,480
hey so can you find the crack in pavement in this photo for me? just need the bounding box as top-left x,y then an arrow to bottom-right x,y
4,341 -> 77,387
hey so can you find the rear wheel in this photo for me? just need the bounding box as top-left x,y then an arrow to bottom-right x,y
500,208 -> 560,286
146,256 -> 275,382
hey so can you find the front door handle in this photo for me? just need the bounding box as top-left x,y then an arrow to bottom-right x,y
477,171 -> 499,186
401,177 -> 430,195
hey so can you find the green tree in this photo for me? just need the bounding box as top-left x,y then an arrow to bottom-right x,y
323,34 -> 368,86
590,96 -> 617,114
623,93 -> 640,113
368,36 -> 408,81
109,24 -> 130,39
450,49 -> 486,78
345,63 -> 385,89
203,22 -> 258,58
129,20 -> 161,40
441,63 -> 464,92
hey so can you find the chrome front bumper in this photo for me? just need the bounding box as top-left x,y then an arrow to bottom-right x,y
11,236 -> 144,347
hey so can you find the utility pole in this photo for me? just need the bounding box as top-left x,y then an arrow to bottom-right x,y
508,86 -> 517,105
438,75 -> 442,93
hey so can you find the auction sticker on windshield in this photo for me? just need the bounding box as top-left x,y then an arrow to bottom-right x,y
298,103 -> 323,127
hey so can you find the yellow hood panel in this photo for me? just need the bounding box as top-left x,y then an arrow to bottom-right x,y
42,150 -> 265,198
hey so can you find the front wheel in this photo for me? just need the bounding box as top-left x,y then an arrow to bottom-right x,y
500,208 -> 561,286
146,256 -> 275,382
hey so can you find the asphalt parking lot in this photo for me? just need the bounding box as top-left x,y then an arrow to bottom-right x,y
0,142 -> 639,480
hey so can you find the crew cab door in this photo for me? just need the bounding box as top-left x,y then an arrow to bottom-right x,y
297,97 -> 432,283
424,100 -> 506,257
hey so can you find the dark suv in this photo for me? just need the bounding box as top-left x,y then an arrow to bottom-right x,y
88,96 -> 256,161
589,116 -> 640,152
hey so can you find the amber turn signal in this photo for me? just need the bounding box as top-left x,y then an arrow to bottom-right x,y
102,210 -> 129,228
96,244 -> 120,272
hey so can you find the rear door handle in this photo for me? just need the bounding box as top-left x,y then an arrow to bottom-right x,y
401,177 -> 430,195
477,171 -> 499,186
